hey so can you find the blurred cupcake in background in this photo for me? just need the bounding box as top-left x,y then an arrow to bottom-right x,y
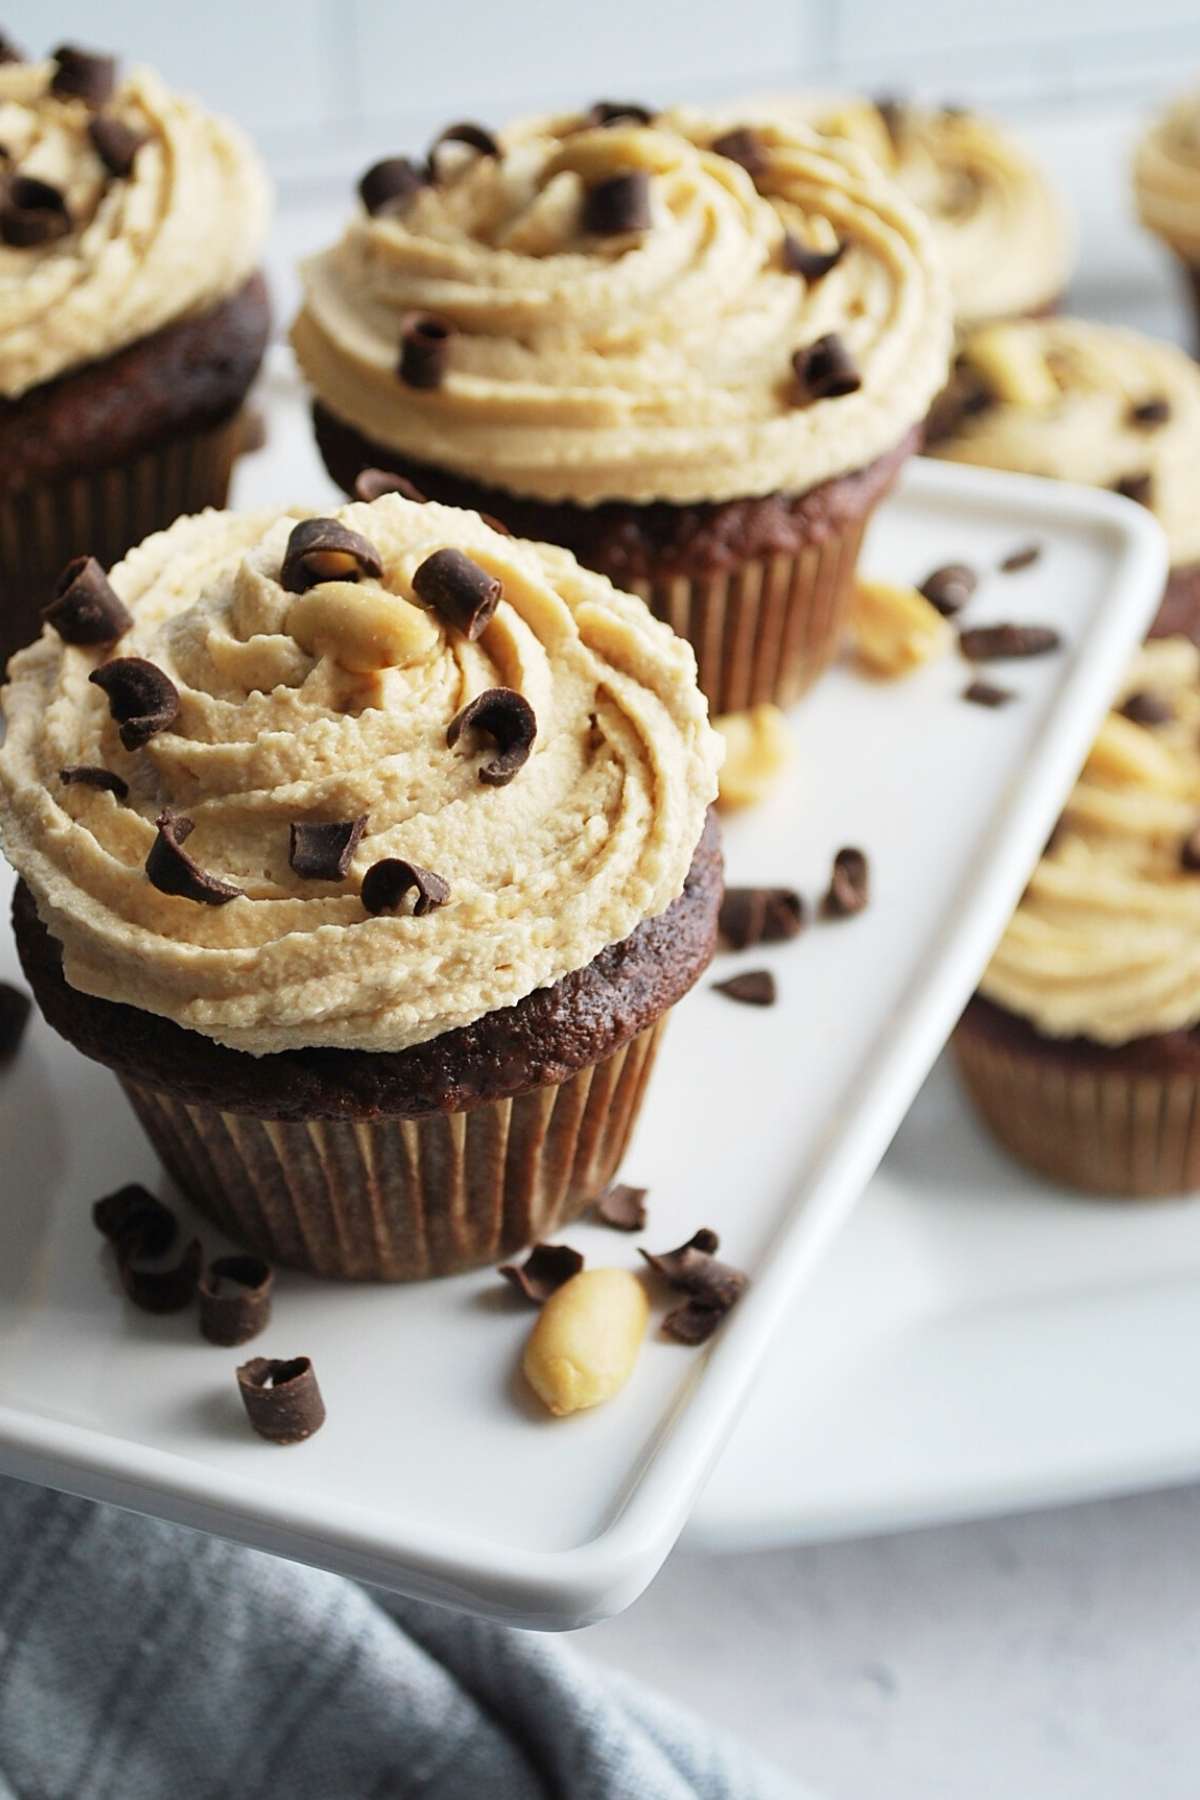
926,316 -> 1200,640
293,108 -> 951,715
954,637 -> 1200,1198
0,39 -> 271,669
1134,87 -> 1200,352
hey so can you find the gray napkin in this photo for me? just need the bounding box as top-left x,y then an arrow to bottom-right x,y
0,1477 -> 806,1800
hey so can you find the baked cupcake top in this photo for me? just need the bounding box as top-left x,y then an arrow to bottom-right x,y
0,495 -> 721,1057
736,94 -> 1071,325
0,45 -> 269,400
981,637 -> 1200,1045
1134,88 -> 1200,265
291,111 -> 950,507
927,316 -> 1200,568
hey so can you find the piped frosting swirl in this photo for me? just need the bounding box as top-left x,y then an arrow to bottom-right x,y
1135,89 -> 1200,266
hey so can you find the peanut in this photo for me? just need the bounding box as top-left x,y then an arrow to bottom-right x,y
522,1268 -> 649,1417
851,578 -> 951,677
288,581 -> 439,673
713,703 -> 792,810
963,324 -> 1059,409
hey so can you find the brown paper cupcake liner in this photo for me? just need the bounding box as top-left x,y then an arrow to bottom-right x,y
119,1017 -> 666,1280
0,411 -> 244,671
952,1018 -> 1200,1198
626,524 -> 867,717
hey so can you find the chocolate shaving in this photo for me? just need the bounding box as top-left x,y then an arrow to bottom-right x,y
1,174 -> 71,247
792,333 -> 861,402
718,886 -> 805,950
1128,396 -> 1171,429
236,1357 -> 326,1445
480,512 -> 513,537
92,1183 -> 177,1260
663,1299 -> 728,1345
919,562 -> 977,617
354,468 -> 427,504
959,623 -> 1061,661
281,517 -> 383,593
446,687 -> 537,786
0,981 -> 31,1061
712,969 -> 777,1006
594,1184 -> 648,1233
999,543 -> 1041,573
289,817 -> 366,882
1114,471 -> 1154,507
1120,690 -> 1174,727
427,122 -> 500,181
361,857 -> 450,917
199,1255 -> 274,1347
822,847 -> 870,919
146,812 -> 244,906
585,100 -> 655,127
1181,827 -> 1200,873
498,1241 -> 584,1304
963,679 -> 1014,709
711,126 -> 766,179
44,554 -> 131,646
358,155 -> 426,217
119,1236 -> 202,1315
60,764 -> 129,799
0,32 -> 24,63
582,170 -> 652,235
782,232 -> 846,281
398,313 -> 451,390
412,547 -> 501,640
89,657 -> 180,750
50,45 -> 116,105
640,1228 -> 748,1340
88,113 -> 146,178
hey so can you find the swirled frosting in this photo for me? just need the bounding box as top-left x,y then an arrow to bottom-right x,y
0,497 -> 721,1055
928,316 -> 1200,567
0,58 -> 269,399
737,94 -> 1070,325
1135,89 -> 1200,265
982,637 -> 1200,1044
292,112 -> 950,507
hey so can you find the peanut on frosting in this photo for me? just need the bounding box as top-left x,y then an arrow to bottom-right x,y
0,497 -> 721,1056
291,112 -> 950,507
0,59 -> 269,398
1135,89 -> 1200,266
981,638 -> 1200,1044
929,317 -> 1200,569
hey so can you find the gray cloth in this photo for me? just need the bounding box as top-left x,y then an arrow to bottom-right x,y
0,1477 -> 805,1800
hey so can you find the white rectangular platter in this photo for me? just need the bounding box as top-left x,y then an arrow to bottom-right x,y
0,375 -> 1166,1627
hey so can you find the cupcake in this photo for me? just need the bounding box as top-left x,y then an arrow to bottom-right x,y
0,40 -> 271,670
292,110 -> 951,716
0,494 -> 722,1279
744,94 -> 1072,327
1134,88 -> 1200,352
926,316 -> 1200,640
954,636 -> 1200,1197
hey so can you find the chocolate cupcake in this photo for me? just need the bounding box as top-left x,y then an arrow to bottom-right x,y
747,94 -> 1072,327
0,44 -> 271,669
0,496 -> 721,1279
293,111 -> 951,715
926,317 -> 1200,641
954,637 -> 1200,1196
1134,88 -> 1200,353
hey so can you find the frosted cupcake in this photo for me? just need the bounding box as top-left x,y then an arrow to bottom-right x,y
293,111 -> 951,715
0,41 -> 271,667
1134,87 -> 1200,351
955,637 -> 1200,1197
0,494 -> 722,1279
927,316 -> 1200,639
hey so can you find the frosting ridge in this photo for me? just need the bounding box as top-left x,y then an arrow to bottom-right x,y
1135,90 -> 1200,265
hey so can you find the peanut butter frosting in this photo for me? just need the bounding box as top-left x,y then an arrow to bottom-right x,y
292,112 -> 950,507
735,93 -> 1071,325
928,316 -> 1200,568
981,637 -> 1200,1044
1135,89 -> 1200,265
0,497 -> 721,1057
0,58 -> 269,399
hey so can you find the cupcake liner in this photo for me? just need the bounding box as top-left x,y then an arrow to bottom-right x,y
626,524 -> 867,717
119,1017 -> 666,1280
0,411 -> 244,670
952,1018 -> 1200,1198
